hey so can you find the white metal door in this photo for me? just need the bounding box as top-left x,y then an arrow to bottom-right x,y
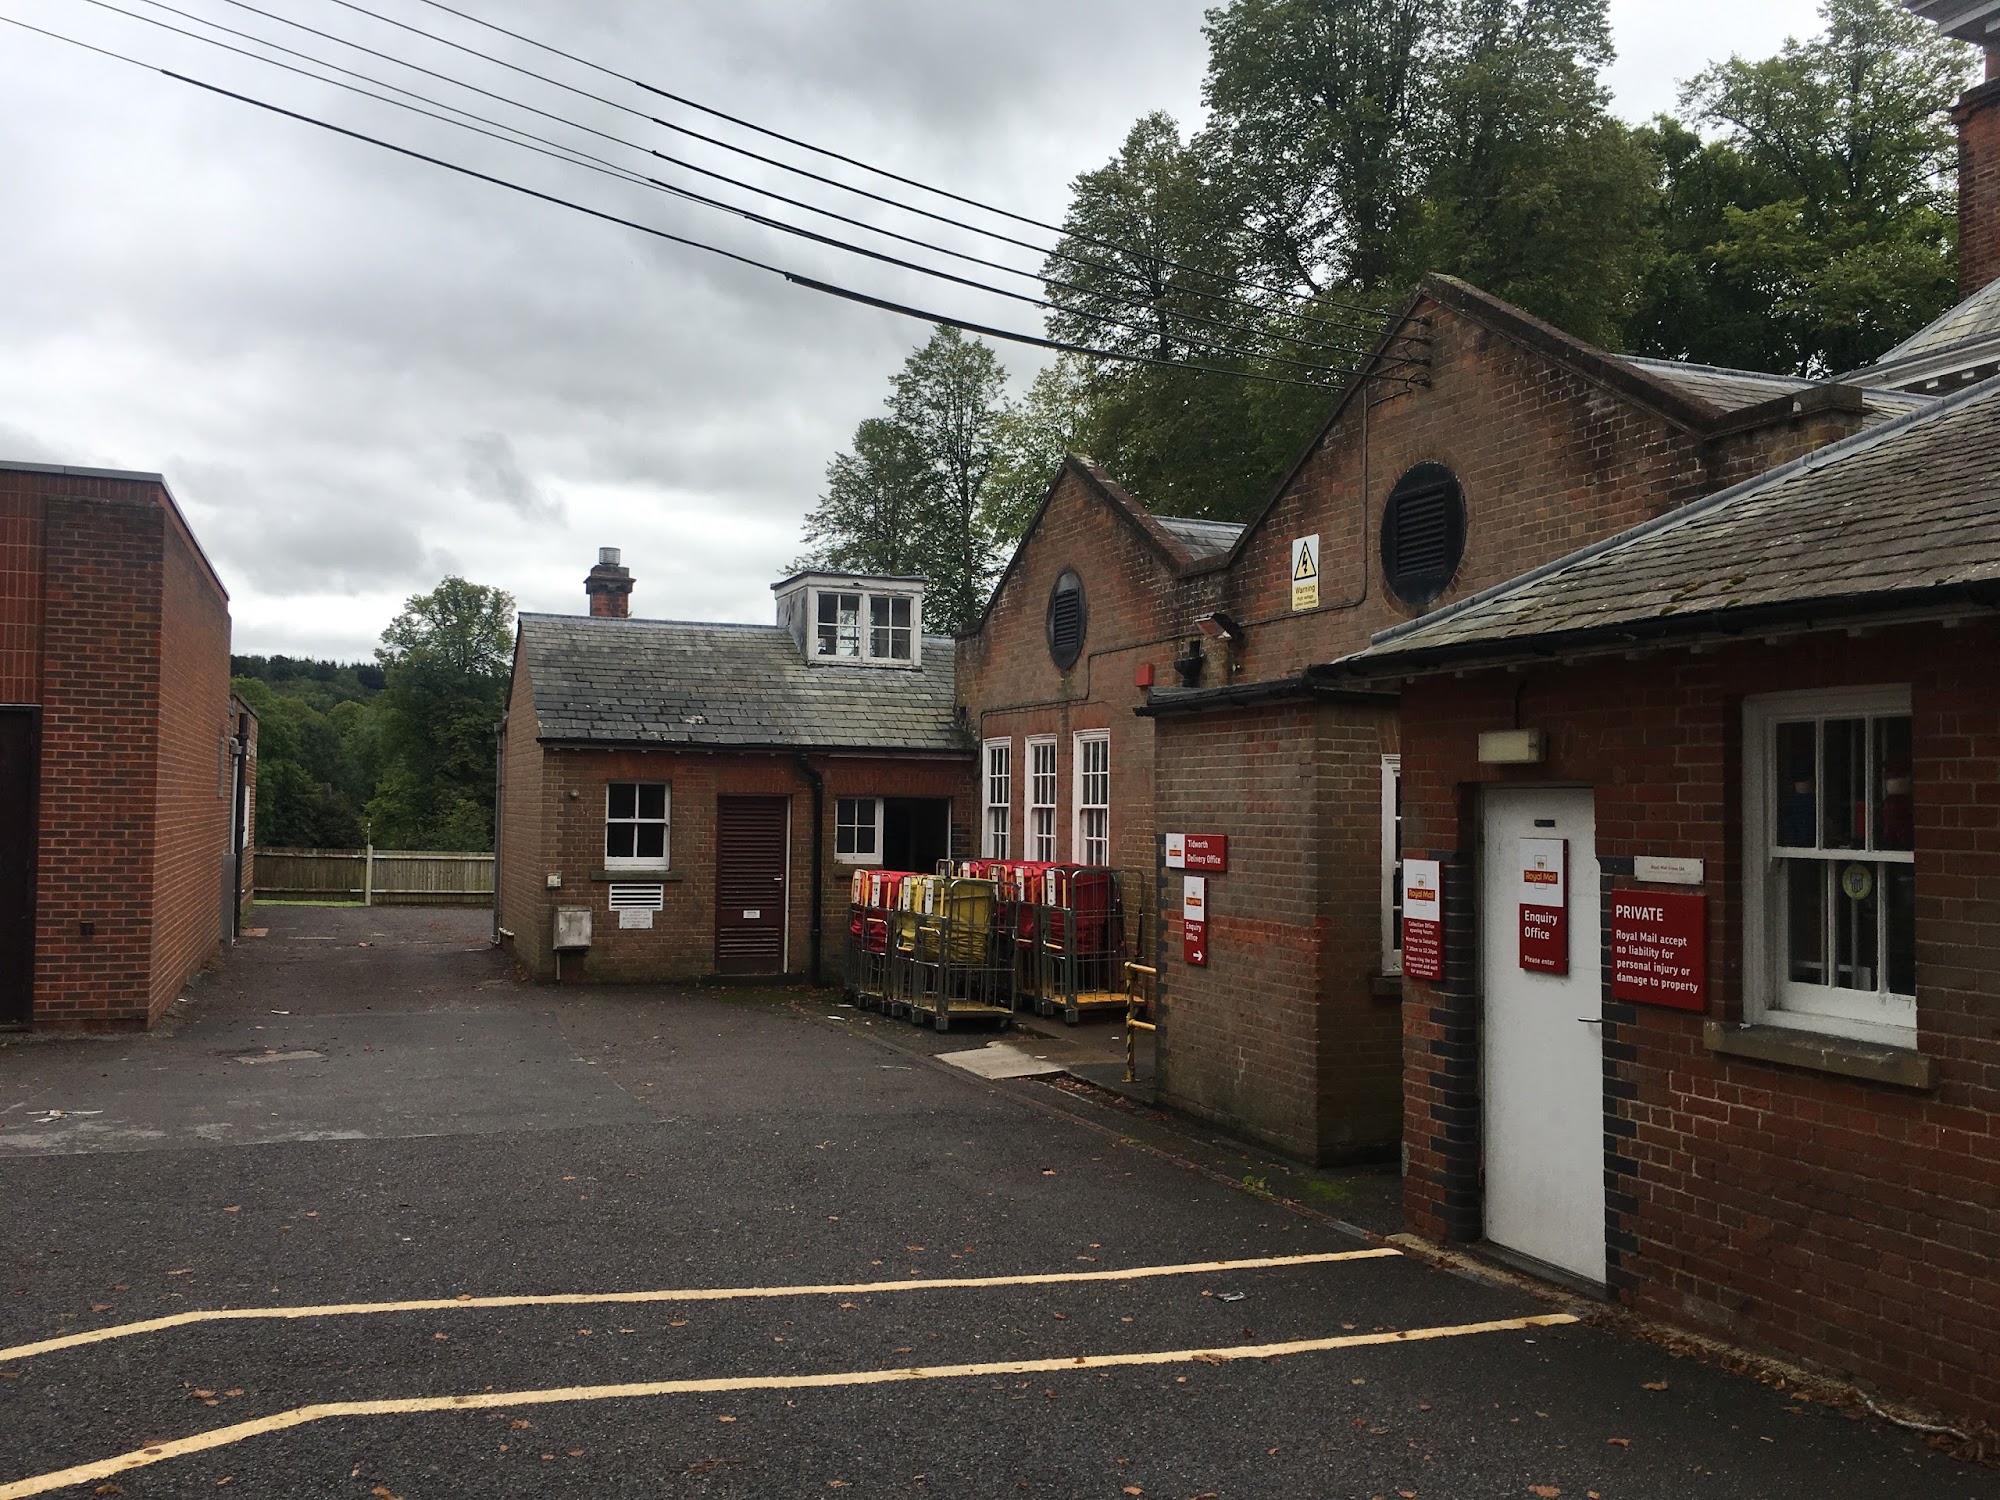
1481,787 -> 1605,1284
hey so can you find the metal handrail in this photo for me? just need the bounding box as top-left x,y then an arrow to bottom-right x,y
1123,961 -> 1158,1084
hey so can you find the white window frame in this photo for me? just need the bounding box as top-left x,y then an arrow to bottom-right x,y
1074,731 -> 1110,868
812,587 -> 922,666
604,781 -> 671,871
1743,685 -> 1917,1046
1381,755 -> 1403,975
834,796 -> 885,865
1027,736 -> 1059,863
982,739 -> 1012,860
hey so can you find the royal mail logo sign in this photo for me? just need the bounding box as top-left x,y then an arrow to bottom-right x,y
1165,833 -> 1228,873
1518,838 -> 1568,975
1401,859 -> 1443,981
1182,875 -> 1209,967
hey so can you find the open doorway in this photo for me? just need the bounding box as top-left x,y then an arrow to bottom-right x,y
883,798 -> 951,872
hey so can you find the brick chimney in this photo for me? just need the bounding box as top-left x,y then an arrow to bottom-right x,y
1960,51 -> 2000,301
585,547 -> 633,618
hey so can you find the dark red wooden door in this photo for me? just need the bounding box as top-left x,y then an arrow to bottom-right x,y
715,797 -> 789,975
0,710 -> 37,1028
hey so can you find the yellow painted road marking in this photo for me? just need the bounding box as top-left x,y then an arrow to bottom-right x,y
0,1250 -> 1399,1364
0,1313 -> 1578,1499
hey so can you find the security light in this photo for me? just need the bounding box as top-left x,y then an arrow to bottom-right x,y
1196,611 -> 1244,643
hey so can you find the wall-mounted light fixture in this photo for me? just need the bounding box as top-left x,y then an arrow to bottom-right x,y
1478,728 -> 1546,765
1195,611 -> 1244,643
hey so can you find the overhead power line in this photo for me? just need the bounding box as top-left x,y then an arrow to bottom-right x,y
403,0 -> 1404,329
118,0 -> 1385,366
1,13 -> 1366,392
306,0 -> 1409,346
79,0 -> 1373,379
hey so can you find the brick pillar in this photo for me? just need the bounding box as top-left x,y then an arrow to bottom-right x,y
584,548 -> 633,619
1956,62 -> 2000,303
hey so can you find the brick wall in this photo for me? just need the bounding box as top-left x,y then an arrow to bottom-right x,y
500,733 -> 970,984
958,465 -> 1208,927
1210,300 -> 1870,686
496,657 -> 548,975
1395,621 -> 2000,1429
1151,697 -> 1402,1163
1956,74 -> 2000,303
34,488 -> 165,1029
147,508 -> 234,1018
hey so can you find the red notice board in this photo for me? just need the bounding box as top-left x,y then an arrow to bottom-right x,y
1402,860 -> 1443,982
1182,834 -> 1229,873
1518,838 -> 1568,975
1612,891 -> 1708,1010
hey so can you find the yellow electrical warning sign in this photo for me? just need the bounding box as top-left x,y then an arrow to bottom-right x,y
1291,534 -> 1320,611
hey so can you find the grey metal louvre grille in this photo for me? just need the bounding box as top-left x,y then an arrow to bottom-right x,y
1381,463 -> 1467,608
608,883 -> 665,910
1047,571 -> 1087,670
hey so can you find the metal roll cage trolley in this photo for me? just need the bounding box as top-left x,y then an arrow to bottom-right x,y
844,862 -> 1135,1031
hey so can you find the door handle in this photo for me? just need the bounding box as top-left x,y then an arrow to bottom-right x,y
1577,1017 -> 1604,1026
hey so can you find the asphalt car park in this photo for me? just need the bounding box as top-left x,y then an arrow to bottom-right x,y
0,905 -> 1990,1499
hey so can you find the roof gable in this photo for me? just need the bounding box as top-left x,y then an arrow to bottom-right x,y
967,456 -> 1220,637
1326,373 -> 2000,672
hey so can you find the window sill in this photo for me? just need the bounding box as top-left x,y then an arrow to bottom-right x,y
1702,1021 -> 1937,1090
591,868 -> 683,883
1370,973 -> 1404,1000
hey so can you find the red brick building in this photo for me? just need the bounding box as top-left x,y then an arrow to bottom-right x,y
497,553 -> 971,982
0,461 -> 253,1031
1320,367 -> 2000,1430
961,278 -> 1918,1162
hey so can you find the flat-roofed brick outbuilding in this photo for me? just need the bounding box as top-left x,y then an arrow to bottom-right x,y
0,461 -> 253,1031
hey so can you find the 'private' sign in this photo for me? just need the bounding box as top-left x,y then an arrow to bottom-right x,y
1612,891 -> 1707,1010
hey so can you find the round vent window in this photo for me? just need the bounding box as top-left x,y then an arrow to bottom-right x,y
1380,462 -> 1467,608
1046,570 -> 1087,671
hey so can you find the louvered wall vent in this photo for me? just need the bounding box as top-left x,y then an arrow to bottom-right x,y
1381,462 -> 1467,608
608,883 -> 665,911
1046,570 -> 1087,671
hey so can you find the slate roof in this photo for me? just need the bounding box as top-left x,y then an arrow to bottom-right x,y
1617,356 -> 1929,423
516,614 -> 968,753
1875,278 -> 2000,367
1323,374 -> 2000,674
1155,515 -> 1246,562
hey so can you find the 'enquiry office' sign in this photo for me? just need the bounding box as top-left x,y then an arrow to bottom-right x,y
1518,838 -> 1569,975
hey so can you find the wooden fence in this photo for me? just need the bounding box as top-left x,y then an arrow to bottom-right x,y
253,846 -> 494,906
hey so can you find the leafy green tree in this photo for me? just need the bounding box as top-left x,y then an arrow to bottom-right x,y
1027,0 -> 1658,520
984,354 -> 1096,542
796,327 -> 1016,635
1201,0 -> 1653,329
367,577 -> 515,851
231,676 -> 370,848
1038,113 -> 1322,519
1633,0 -> 1974,373
799,417 -> 934,578
1407,0 -> 1659,347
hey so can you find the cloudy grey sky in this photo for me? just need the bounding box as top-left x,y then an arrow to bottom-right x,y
0,0 -> 1830,658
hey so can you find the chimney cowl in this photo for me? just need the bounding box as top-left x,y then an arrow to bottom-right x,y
585,548 -> 634,619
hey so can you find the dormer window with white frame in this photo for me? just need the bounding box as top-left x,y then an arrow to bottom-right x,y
772,573 -> 925,668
